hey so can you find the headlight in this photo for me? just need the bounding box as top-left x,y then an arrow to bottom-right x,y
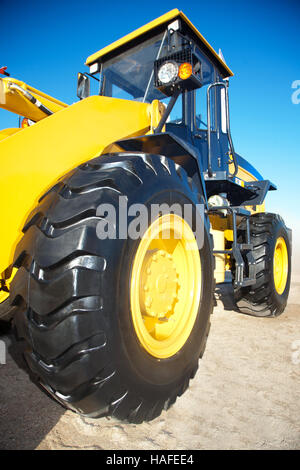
157,61 -> 178,84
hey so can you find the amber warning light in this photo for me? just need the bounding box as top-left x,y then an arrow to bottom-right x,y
178,63 -> 193,80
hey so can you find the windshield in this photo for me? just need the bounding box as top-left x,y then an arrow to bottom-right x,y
100,32 -> 169,103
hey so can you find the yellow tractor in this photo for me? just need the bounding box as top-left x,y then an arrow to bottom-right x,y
0,9 -> 291,422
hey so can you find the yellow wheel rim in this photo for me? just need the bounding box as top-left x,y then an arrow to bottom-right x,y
273,236 -> 288,295
130,214 -> 202,359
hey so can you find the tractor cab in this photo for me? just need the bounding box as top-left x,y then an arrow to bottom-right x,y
83,9 -> 269,207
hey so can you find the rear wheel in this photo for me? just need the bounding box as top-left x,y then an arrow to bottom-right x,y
234,213 -> 291,317
11,153 -> 214,422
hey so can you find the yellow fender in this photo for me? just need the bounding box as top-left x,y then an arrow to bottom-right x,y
0,95 -> 159,280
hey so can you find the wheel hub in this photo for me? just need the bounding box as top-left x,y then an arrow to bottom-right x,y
273,236 -> 288,295
140,250 -> 179,319
130,214 -> 202,359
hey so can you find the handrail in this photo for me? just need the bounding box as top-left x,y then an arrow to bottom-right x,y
206,81 -> 238,177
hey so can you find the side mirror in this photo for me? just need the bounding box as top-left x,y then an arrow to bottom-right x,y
77,73 -> 90,100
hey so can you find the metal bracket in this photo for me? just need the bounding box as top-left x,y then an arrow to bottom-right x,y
242,180 -> 277,206
209,205 -> 256,287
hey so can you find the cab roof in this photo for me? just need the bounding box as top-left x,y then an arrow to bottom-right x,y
85,9 -> 233,78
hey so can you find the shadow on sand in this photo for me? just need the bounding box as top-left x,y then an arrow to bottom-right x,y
0,326 -> 65,450
214,279 -> 240,313
0,278 -> 241,449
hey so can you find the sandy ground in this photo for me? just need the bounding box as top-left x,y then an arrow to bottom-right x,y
0,277 -> 299,450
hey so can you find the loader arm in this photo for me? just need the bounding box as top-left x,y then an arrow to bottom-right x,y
0,76 -> 68,122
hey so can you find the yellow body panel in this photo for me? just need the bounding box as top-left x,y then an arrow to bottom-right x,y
0,128 -> 21,141
0,77 -> 67,121
86,9 -> 233,78
236,165 -> 265,213
210,228 -> 226,283
237,165 -> 257,183
0,95 -> 154,276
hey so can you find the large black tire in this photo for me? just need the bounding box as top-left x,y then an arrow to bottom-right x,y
10,153 -> 214,423
234,213 -> 291,317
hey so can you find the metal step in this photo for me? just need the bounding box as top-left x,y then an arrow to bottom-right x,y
210,205 -> 256,288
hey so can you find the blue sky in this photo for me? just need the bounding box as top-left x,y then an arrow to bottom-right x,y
1,0 -> 300,234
